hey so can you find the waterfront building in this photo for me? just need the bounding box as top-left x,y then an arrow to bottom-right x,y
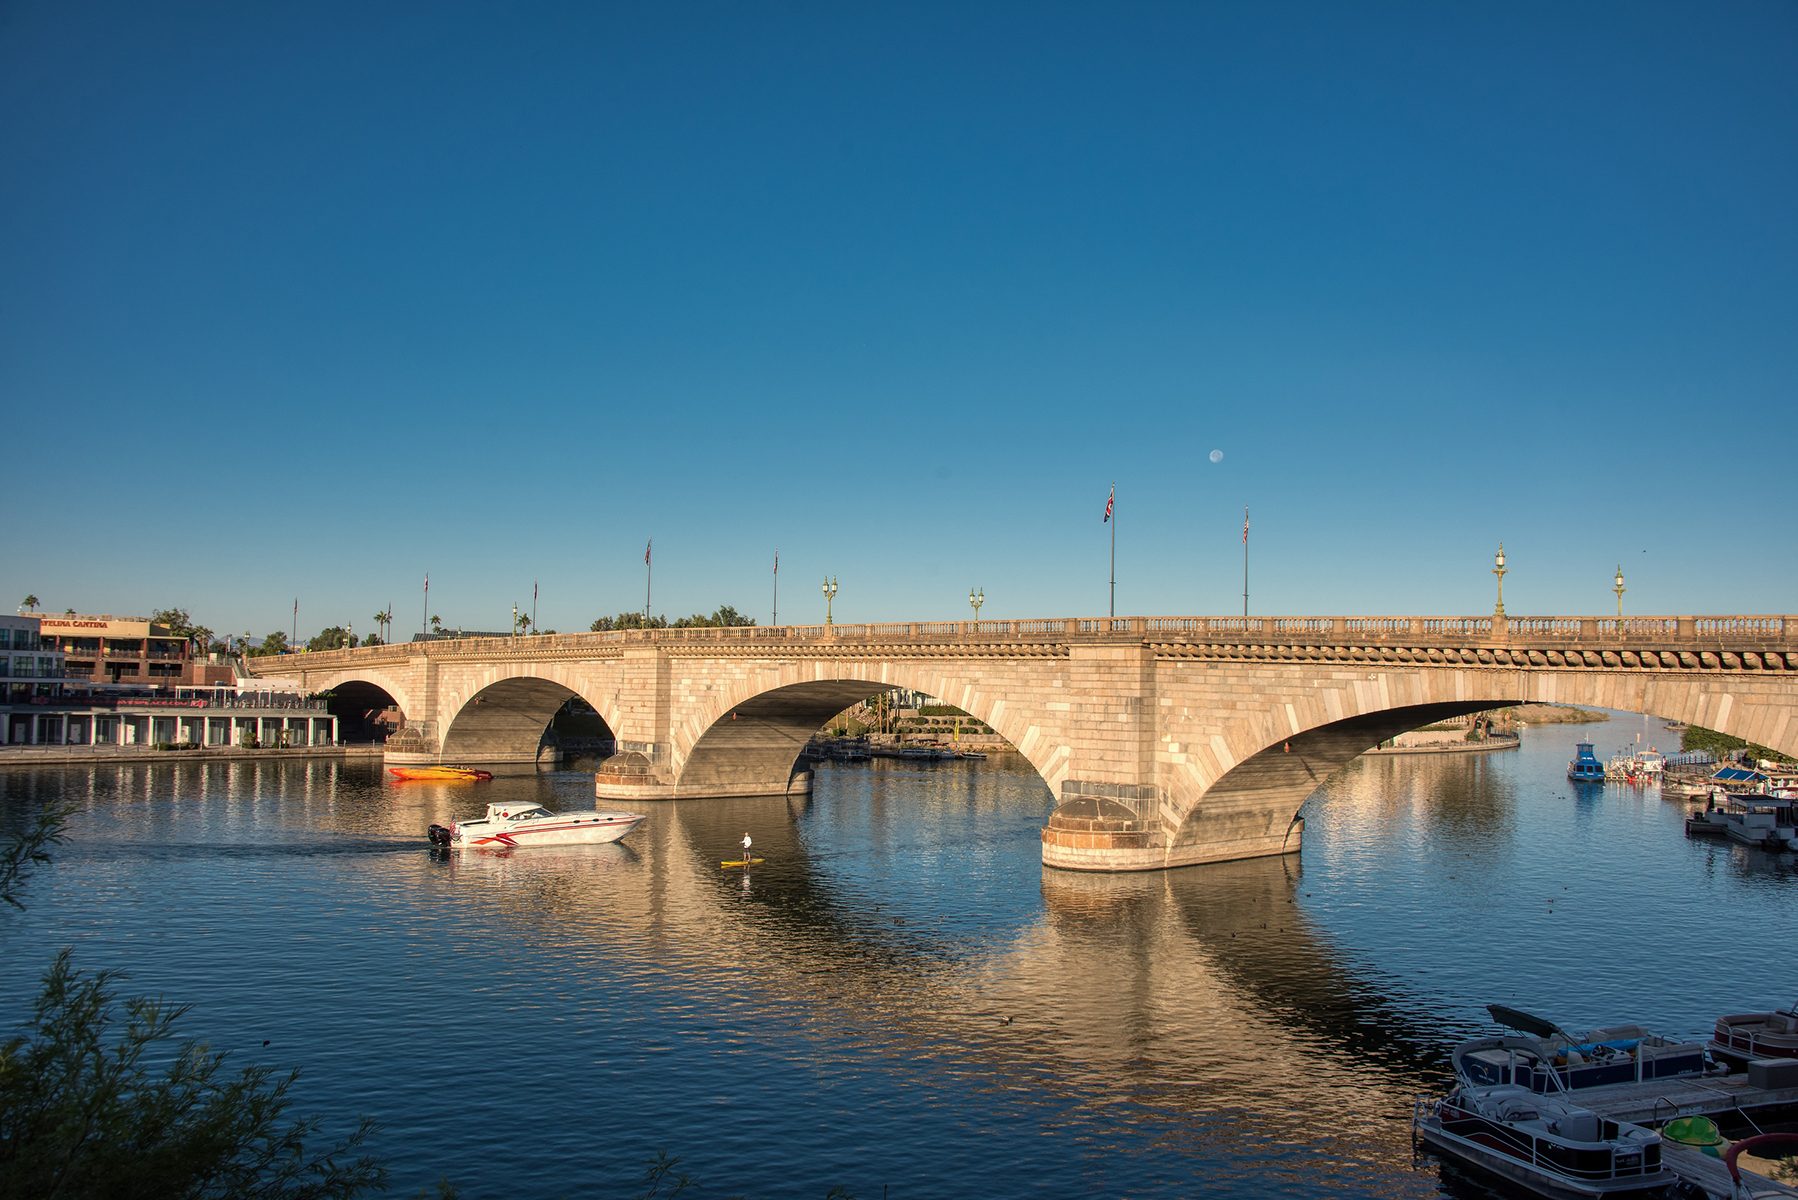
0,614 -> 337,748
35,612 -> 233,690
2,612 -> 67,711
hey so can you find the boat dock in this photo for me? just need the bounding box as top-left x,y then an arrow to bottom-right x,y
1570,1068 -> 1798,1125
1571,1073 -> 1798,1198
1657,1142 -> 1798,1199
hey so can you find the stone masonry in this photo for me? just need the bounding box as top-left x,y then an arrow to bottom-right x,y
247,614 -> 1798,872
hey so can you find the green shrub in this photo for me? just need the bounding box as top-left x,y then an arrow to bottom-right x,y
0,950 -> 384,1198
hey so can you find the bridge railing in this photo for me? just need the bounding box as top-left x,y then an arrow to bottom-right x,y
244,613 -> 1796,672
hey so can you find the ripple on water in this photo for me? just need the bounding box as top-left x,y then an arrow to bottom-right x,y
1,720 -> 1790,1197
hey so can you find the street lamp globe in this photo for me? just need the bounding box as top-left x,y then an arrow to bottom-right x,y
1491,543 -> 1508,617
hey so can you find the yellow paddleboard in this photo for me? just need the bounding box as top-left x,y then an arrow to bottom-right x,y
720,857 -> 765,868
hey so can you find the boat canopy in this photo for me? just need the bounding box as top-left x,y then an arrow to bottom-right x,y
1713,766 -> 1768,784
1487,1004 -> 1569,1040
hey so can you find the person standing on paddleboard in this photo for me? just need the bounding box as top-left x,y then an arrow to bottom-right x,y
741,831 -> 752,863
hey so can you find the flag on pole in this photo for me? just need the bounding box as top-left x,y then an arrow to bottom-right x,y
773,549 -> 778,574
293,598 -> 298,616
645,540 -> 652,565
1243,509 -> 1250,544
533,580 -> 538,603
1104,485 -> 1114,523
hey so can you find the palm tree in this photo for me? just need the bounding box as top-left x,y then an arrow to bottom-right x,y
21,594 -> 38,612
429,614 -> 443,636
373,608 -> 393,642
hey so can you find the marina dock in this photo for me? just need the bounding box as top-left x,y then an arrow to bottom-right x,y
1573,1074 -> 1798,1198
1658,1142 -> 1798,1200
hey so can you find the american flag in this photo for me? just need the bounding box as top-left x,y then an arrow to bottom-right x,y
645,540 -> 652,565
773,549 -> 778,575
1243,509 -> 1250,544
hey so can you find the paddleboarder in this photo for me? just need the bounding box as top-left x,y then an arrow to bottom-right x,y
740,831 -> 752,863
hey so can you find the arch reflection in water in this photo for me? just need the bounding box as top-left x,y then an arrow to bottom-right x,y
5,711 -> 1792,1197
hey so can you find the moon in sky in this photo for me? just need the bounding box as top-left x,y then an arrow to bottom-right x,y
1208,449 -> 1223,463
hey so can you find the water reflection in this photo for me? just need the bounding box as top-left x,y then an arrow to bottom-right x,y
1,713 -> 1790,1199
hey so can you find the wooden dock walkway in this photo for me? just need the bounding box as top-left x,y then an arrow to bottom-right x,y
1658,1143 -> 1797,1199
1574,1074 -> 1798,1125
1569,1075 -> 1798,1198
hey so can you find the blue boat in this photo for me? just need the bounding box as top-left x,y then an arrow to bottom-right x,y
1568,741 -> 1605,783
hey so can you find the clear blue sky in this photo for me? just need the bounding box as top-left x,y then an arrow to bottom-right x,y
4,1 -> 1793,638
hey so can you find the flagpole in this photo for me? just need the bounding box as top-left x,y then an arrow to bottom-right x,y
1109,481 -> 1116,618
1243,507 -> 1250,618
772,550 -> 779,627
423,573 -> 429,638
644,540 -> 652,624
532,580 -> 538,633
292,598 -> 297,646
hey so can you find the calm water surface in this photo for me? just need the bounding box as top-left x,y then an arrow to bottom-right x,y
2,712 -> 1792,1197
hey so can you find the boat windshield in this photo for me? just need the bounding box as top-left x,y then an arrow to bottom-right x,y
507,807 -> 553,820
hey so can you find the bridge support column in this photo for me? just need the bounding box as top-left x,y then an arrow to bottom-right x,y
1041,781 -> 1166,870
1041,643 -> 1184,871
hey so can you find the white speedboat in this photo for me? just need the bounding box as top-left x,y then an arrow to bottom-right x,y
427,803 -> 645,849
1414,1084 -> 1675,1198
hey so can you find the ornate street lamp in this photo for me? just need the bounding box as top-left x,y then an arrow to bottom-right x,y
821,577 -> 838,626
969,587 -> 984,623
1613,565 -> 1626,621
1492,543 -> 1507,617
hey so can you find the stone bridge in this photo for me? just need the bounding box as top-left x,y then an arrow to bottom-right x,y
245,613 -> 1798,872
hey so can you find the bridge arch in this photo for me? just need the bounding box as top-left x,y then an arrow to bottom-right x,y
439,669 -> 621,765
291,668 -> 420,729
1165,665 -> 1796,861
669,662 -> 1067,800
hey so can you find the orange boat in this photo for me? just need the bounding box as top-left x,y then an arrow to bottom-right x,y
388,766 -> 493,782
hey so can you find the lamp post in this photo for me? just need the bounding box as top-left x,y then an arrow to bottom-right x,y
1492,543 -> 1507,616
1613,565 -> 1626,622
821,577 -> 838,626
511,603 -> 518,642
968,587 -> 984,624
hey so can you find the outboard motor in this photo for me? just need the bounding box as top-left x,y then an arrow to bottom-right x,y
427,823 -> 453,846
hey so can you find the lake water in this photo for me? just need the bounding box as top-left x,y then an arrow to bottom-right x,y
1,711 -> 1792,1197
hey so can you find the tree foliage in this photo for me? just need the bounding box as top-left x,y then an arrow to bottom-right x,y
306,627 -> 355,653
19,595 -> 37,612
0,804 -> 69,910
590,606 -> 755,632
590,612 -> 669,631
1681,725 -> 1782,763
150,607 -> 215,651
0,951 -> 385,1199
672,605 -> 756,629
1,808 -> 384,1199
248,632 -> 290,658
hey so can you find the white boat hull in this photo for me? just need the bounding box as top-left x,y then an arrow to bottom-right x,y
445,810 -> 645,849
